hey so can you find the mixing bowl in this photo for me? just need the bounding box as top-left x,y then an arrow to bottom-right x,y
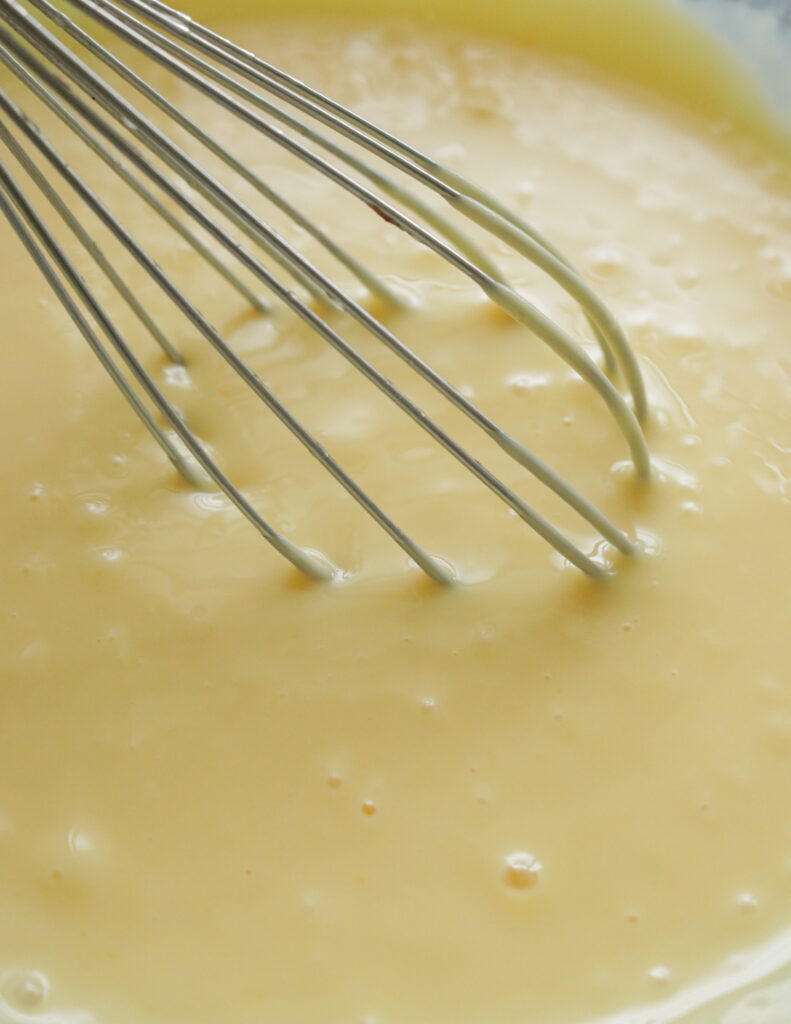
684,0 -> 791,123
0,1 -> 789,1023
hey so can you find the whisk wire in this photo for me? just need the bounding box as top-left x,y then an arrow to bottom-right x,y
0,22 -> 634,570
0,0 -> 651,580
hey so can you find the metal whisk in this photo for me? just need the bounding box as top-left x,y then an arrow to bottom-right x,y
0,0 -> 651,583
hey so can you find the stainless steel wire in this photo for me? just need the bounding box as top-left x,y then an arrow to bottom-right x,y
0,0 -> 652,581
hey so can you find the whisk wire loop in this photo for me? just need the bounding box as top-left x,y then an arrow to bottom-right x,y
0,0 -> 651,580
97,0 -> 639,393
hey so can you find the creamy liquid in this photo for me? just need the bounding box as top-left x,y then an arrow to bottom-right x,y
2,5 -> 791,1024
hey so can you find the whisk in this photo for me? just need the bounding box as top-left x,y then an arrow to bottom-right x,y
0,0 -> 651,583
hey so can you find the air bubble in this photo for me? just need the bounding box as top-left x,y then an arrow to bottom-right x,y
586,244 -> 625,279
503,851 -> 542,890
362,801 -> 377,816
737,892 -> 759,913
162,365 -> 192,390
515,180 -> 536,205
1,969 -> 50,1011
192,492 -> 233,514
82,494 -> 109,517
509,370 -> 553,392
68,829 -> 94,854
675,267 -> 701,290
462,81 -> 513,120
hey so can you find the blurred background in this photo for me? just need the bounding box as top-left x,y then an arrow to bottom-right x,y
681,0 -> 791,122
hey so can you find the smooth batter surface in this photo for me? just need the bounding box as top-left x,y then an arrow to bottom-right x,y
2,5 -> 791,1024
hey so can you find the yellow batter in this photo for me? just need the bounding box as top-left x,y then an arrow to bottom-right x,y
2,2 -> 791,1023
